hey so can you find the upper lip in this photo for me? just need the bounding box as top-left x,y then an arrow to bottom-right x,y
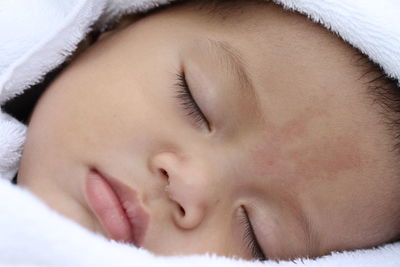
85,168 -> 149,247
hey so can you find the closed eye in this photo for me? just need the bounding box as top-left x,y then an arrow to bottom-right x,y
240,206 -> 267,261
175,71 -> 211,131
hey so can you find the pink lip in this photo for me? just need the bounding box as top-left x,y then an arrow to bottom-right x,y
85,169 -> 149,247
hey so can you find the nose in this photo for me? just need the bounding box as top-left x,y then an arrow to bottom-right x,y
150,152 -> 213,230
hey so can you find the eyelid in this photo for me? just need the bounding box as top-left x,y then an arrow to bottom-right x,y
240,206 -> 267,261
175,71 -> 211,131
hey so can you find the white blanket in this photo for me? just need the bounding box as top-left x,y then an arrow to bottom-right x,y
1,179 -> 400,267
0,0 -> 399,266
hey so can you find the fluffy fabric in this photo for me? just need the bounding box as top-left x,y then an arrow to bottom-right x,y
0,0 -> 105,105
274,0 -> 400,82
0,112 -> 25,180
1,178 -> 400,266
99,0 -> 174,25
0,0 -> 106,180
0,0 -> 400,265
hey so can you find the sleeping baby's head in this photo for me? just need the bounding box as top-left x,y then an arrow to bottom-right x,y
15,0 -> 400,261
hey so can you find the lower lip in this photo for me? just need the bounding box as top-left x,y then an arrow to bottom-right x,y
85,169 -> 149,247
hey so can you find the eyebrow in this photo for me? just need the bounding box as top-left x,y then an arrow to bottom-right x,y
299,209 -> 318,256
287,198 -> 320,256
204,39 -> 259,102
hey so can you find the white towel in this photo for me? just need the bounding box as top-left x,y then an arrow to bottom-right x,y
1,178 -> 400,266
0,0 -> 399,266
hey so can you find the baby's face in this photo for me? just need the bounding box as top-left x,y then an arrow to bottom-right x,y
17,2 -> 399,261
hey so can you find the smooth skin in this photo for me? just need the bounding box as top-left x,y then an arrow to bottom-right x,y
17,1 -> 400,260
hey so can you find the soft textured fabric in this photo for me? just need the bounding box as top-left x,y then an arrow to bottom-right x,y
1,178 -> 400,266
1,0 -> 400,266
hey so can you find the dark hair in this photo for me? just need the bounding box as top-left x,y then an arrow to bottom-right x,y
360,58 -> 400,152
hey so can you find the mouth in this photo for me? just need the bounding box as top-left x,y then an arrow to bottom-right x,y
85,168 -> 149,247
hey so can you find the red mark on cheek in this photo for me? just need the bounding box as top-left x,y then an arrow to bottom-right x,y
251,107 -> 324,174
288,135 -> 363,181
251,106 -> 364,184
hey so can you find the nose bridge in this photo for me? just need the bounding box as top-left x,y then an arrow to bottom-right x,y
150,151 -> 216,229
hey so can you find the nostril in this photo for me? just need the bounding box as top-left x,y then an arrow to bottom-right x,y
179,205 -> 185,216
160,168 -> 169,178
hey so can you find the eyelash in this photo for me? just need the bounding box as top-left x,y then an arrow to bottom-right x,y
175,72 -> 210,130
240,206 -> 267,261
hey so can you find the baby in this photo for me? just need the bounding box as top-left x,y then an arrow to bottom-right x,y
7,0 -> 400,261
